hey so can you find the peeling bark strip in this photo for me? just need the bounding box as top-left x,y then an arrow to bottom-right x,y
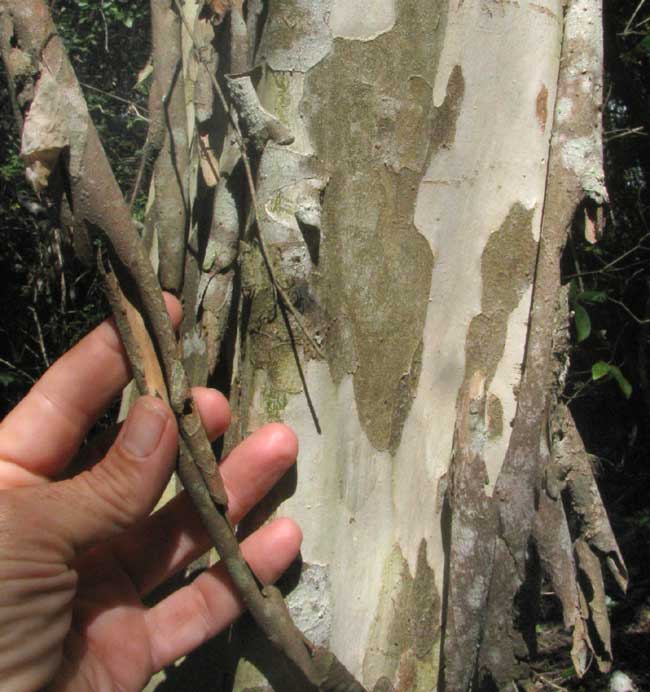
548,403 -> 628,672
443,373 -> 498,691
149,0 -> 190,294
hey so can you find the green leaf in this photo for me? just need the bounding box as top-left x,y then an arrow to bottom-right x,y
574,304 -> 591,342
591,362 -> 633,398
578,290 -> 607,304
592,361 -> 611,380
124,15 -> 134,28
560,666 -> 576,680
609,365 -> 633,399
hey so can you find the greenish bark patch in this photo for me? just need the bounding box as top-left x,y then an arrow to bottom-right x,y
487,392 -> 504,439
257,0 -> 333,71
362,540 -> 441,689
464,203 -> 537,386
304,0 -> 453,451
238,241 -> 306,425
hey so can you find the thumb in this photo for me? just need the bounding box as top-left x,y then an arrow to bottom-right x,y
44,396 -> 178,555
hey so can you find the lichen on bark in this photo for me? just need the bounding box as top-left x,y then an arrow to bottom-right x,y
303,0 -> 450,451
362,541 -> 441,691
464,202 -> 537,387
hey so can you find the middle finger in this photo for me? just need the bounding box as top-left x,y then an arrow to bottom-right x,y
109,423 -> 298,595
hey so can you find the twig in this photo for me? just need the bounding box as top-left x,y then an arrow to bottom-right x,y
127,145 -> 149,212
569,227 -> 585,293
79,82 -> 149,119
623,0 -> 648,34
604,125 -> 646,141
29,307 -> 50,367
533,673 -> 568,691
0,357 -> 36,384
196,130 -> 220,185
608,297 -> 650,324
99,0 -> 109,52
563,231 -> 650,279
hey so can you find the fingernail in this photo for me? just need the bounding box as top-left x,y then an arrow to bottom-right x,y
120,398 -> 168,458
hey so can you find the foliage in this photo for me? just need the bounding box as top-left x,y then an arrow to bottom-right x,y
567,0 -> 650,431
54,0 -> 151,206
0,0 -> 151,415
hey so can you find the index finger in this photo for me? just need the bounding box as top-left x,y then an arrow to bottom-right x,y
0,295 -> 182,486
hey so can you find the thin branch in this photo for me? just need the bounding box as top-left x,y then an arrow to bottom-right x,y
29,307 -> 50,367
0,357 -> 36,384
99,0 -> 109,52
608,297 -> 650,324
623,0 -> 648,34
79,81 -> 149,119
604,125 -> 646,141
564,231 -> 650,279
533,674 -> 568,692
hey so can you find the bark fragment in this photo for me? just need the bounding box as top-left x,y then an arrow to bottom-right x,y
150,0 -> 190,294
444,373 -> 500,690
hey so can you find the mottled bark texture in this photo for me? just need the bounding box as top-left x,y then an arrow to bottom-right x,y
2,0 -> 627,689
229,0 -> 624,690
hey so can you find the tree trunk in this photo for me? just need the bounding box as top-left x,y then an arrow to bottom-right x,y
1,0 -> 626,689
223,0 -> 625,689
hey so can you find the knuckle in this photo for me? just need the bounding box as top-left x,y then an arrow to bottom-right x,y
78,456 -> 141,530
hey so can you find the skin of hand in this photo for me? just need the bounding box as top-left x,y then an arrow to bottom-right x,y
0,296 -> 302,691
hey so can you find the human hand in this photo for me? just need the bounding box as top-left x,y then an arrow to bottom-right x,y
0,297 -> 302,691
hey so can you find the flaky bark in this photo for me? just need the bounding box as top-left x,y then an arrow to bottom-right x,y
472,0 -> 626,685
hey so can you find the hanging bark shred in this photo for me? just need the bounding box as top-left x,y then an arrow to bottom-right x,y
149,0 -> 190,294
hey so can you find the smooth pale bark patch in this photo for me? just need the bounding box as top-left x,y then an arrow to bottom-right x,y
330,0 -> 396,40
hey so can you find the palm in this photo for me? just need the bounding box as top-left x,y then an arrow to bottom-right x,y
0,305 -> 301,691
59,551 -> 153,690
